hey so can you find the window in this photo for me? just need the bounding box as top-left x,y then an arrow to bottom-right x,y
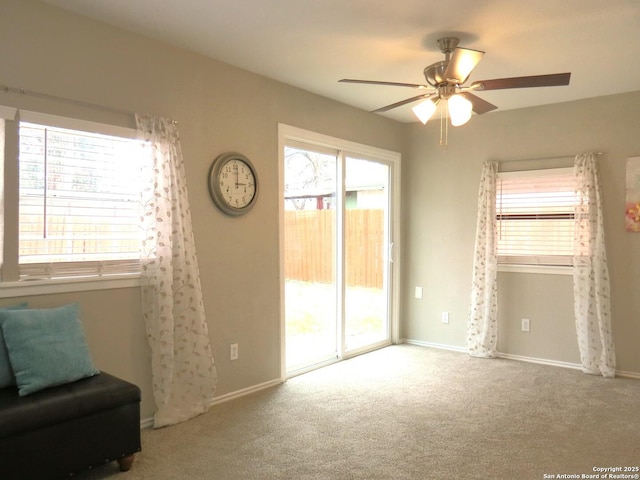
496,168 -> 575,266
2,110 -> 148,281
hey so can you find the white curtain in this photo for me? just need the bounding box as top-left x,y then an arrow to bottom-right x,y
573,153 -> 616,378
467,161 -> 499,358
136,114 -> 217,427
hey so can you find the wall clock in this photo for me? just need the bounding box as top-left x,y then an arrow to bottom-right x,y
208,152 -> 258,216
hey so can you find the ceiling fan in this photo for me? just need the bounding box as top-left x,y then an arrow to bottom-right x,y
339,37 -> 571,127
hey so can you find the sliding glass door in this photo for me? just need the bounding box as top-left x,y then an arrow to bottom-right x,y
344,156 -> 390,353
283,146 -> 338,371
281,127 -> 399,376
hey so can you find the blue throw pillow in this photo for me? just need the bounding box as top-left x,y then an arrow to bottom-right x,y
0,302 -> 29,388
1,304 -> 100,396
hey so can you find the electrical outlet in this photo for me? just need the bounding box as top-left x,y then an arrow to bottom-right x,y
230,343 -> 239,360
415,286 -> 423,299
442,312 -> 449,324
521,318 -> 531,332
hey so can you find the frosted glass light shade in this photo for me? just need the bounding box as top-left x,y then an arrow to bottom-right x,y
448,95 -> 472,126
411,99 -> 437,124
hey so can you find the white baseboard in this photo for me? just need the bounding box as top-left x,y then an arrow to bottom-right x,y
401,338 -> 466,353
140,378 -> 283,429
401,338 -> 640,379
140,417 -> 154,429
615,369 -> 640,380
209,378 -> 283,406
495,351 -> 582,371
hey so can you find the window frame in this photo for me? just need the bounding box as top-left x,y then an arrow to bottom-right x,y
1,108 -> 143,291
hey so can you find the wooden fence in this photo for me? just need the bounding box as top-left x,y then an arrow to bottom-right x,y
284,209 -> 384,289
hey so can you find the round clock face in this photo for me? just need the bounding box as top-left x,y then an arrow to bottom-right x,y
208,152 -> 258,216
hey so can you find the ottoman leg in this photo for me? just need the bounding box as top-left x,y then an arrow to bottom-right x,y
117,454 -> 135,472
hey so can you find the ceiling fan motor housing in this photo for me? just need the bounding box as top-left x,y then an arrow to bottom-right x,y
424,37 -> 460,88
424,61 -> 449,88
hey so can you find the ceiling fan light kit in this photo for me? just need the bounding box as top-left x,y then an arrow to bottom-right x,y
339,36 -> 571,145
447,94 -> 473,126
411,98 -> 438,124
411,94 -> 471,127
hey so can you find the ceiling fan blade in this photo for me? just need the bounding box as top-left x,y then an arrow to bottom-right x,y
458,92 -> 498,115
443,47 -> 485,84
372,94 -> 435,113
339,78 -> 430,89
470,73 -> 571,91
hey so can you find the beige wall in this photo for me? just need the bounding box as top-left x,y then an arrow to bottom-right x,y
402,91 -> 640,375
2,0 -> 639,423
1,0 -> 405,419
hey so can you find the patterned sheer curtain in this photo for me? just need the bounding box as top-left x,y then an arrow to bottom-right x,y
467,161 -> 499,358
573,153 -> 616,378
136,114 -> 218,427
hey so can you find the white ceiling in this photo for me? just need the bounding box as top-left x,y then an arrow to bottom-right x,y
42,0 -> 640,122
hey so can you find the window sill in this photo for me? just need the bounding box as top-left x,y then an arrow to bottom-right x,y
0,274 -> 141,298
498,264 -> 572,276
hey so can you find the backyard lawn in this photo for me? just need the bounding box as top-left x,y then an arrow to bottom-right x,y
285,280 -> 386,370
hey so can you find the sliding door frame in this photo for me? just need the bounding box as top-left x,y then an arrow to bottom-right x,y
278,124 -> 402,381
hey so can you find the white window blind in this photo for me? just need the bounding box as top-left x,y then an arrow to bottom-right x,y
18,120 -> 146,279
496,168 -> 575,266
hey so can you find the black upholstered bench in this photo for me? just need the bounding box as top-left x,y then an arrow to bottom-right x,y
0,372 -> 141,480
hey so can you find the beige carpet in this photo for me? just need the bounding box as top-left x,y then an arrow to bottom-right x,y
79,345 -> 640,479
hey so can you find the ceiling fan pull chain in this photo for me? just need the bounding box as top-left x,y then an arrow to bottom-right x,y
439,105 -> 449,149
445,116 -> 449,150
439,105 -> 443,146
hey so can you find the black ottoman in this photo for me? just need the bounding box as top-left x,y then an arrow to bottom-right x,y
0,372 -> 141,480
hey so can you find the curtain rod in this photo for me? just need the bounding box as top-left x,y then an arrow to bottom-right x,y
499,152 -> 604,163
1,84 -> 177,124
